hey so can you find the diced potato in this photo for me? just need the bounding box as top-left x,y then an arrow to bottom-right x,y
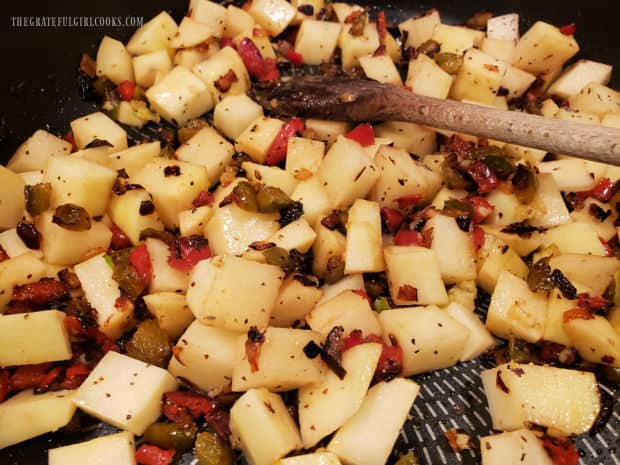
18,170 -> 44,186
369,145 -> 441,208
544,286 -> 588,346
179,205 -> 213,236
171,16 -> 215,49
70,112 -> 127,153
564,314 -> 620,367
36,212 -> 112,266
477,235 -> 529,293
0,166 -> 26,230
0,253 -> 45,312
304,119 -> 351,147
145,66 -> 214,125
230,388 -> 302,465
285,137 -> 325,180
190,0 -> 227,36
143,292 -> 194,339
0,310 -> 71,367
374,121 -> 436,156
540,98 -> 560,118
318,136 -> 379,209
554,107 -> 600,125
75,253 -> 134,339
108,141 -> 160,177
290,0 -> 324,24
187,256 -> 284,331
602,112 -> 620,129
126,11 -> 178,55
243,162 -> 298,195
0,390 -> 76,449
398,9 -> 440,49
249,0 -> 296,36
133,49 -> 173,88
486,190 -> 530,226
312,219 -> 347,279
405,54 -> 453,99
480,430 -> 553,465
145,238 -> 190,293
8,129 -> 72,172
0,228 -> 40,259
317,274 -> 364,306
214,93 -> 264,140
503,143 -> 547,165
168,321 -> 238,395
193,46 -> 251,103
480,38 -> 515,63
176,126 -> 234,187
450,48 -> 507,104
174,43 -> 220,68
327,379 -> 419,465
537,158 -> 597,192
513,21 -> 579,74
295,20 -> 342,65
447,280 -> 477,312
96,36 -> 133,84
480,225 -> 543,257
549,254 -> 619,296
223,5 -> 255,38
291,176 -> 331,225
430,24 -> 476,55
109,189 -> 164,245
378,306 -> 470,376
568,82 -> 620,116
338,23 -> 380,69
486,271 -> 547,342
48,432 -> 136,465
276,452 -> 342,465
426,214 -> 476,283
481,363 -> 600,435
344,199 -> 384,273
298,343 -> 382,448
132,159 -> 208,229
384,246 -> 448,306
359,54 -> 402,85
548,60 -> 612,98
501,66 -> 536,99
307,290 -> 382,338
235,116 -> 284,164
268,219 -> 316,253
570,198 -> 617,241
485,13 -> 518,42
270,275 -> 322,327
444,302 -> 495,361
75,351 -> 178,435
529,173 -> 571,228
545,222 -> 607,256
233,327 -> 323,391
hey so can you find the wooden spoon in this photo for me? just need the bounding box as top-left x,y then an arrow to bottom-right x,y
253,76 -> 620,166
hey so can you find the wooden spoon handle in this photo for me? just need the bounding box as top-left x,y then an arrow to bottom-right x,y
257,77 -> 620,166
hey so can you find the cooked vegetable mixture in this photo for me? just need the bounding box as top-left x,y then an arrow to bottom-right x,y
0,2 -> 620,465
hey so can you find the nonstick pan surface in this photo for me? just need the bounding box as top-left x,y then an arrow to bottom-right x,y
0,1 -> 618,464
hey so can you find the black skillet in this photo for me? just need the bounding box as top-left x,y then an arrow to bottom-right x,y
0,1 -> 619,464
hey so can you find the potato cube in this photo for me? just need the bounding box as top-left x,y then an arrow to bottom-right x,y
513,21 -> 579,74
549,254 -> 619,297
501,66 -> 536,99
48,432 -> 136,465
243,162 -> 298,195
537,158 -> 598,192
338,23 -> 380,69
193,47 -> 250,103
74,351 -> 178,435
109,189 -> 164,245
171,16 -> 215,49
431,24 -> 477,55
444,302 -> 495,361
426,214 -> 476,283
480,38 -> 515,63
108,141 -> 160,177
286,137 -> 325,180
214,94 -> 264,140
133,49 -> 173,88
36,212 -> 112,266
0,310 -> 71,367
235,116 -> 284,163
317,274 -> 364,306
186,256 -> 284,331
398,9 -> 440,49
295,20 -> 342,65
374,121 -> 437,155
291,176 -> 331,225
143,292 -> 194,339
8,129 -> 72,172
450,48 -> 507,104
231,388 -> 302,465
233,327 -> 323,391
132,159 -> 208,228
548,60 -> 612,98
528,174 -> 570,229
568,82 -> 620,116
477,234 -> 529,293
318,136 -> 379,209
223,5 -> 255,37
168,321 -> 238,395
312,221 -> 347,279
545,222 -> 607,256
304,119 -> 351,146
0,228 -> 41,259
176,126 -> 235,187
277,452 -> 342,465
190,0 -> 227,37
486,13 -> 519,42
126,11 -> 178,55
570,198 -> 617,241
298,342 -> 382,448
70,112 -> 127,152
307,290 -> 382,338
249,0 -> 296,36
327,379 -> 420,465
179,205 -> 213,237
268,218 -> 317,253
145,66 -> 214,125
359,54 -> 402,85
480,225 -> 543,257
481,363 -> 600,435
544,287 -> 588,346
0,390 -> 76,449
481,430 -> 553,465
174,44 -> 220,69
75,253 -> 134,339
344,199 -> 384,273
486,271 -> 547,342
270,275 -> 322,327
564,314 -> 620,367
406,54 -> 453,99
378,306 -> 470,376
384,245 -> 448,306
145,238 -> 190,293
0,166 -> 26,230
96,36 -> 133,85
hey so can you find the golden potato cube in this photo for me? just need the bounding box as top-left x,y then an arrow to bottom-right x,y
564,315 -> 620,367
549,254 -> 619,297
286,137 -> 325,179
96,36 -> 134,85
171,17 -> 215,49
145,238 -> 190,293
179,205 -> 213,237
545,222 -> 607,256
480,38 -> 515,63
431,24 -> 477,55
108,141 -> 160,177
304,119 -> 351,147
70,112 -> 127,152
268,218 -> 317,253
270,275 -> 322,327
235,116 -> 285,164
398,9 -> 440,49
0,165 -> 25,230
513,21 -> 579,74
0,253 -> 47,312
406,54 -> 453,99
486,13 -> 519,42
8,129 -> 72,172
445,302 -> 496,361
426,214 -> 476,283
243,162 -> 298,195
501,65 -> 536,99
193,46 -> 251,103
214,93 -> 264,140
344,199 -> 384,273
568,82 -> 620,116
109,189 -> 164,245
295,20 -> 342,65
374,121 -> 436,155
450,48 -> 507,104
190,0 -> 227,37
481,430 -> 553,465
126,11 -> 178,55
48,432 -> 136,465
359,54 -> 402,85
143,292 -> 195,339
291,176 -> 331,225
338,23 -> 380,69
312,219 -> 347,279
548,59 -> 612,98
133,49 -> 173,88
249,0 -> 296,36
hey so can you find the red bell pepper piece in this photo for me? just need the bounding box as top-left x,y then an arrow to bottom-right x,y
473,226 -> 485,250
542,436 -> 579,465
265,117 -> 304,166
0,371 -> 10,402
110,224 -> 132,250
342,329 -> 366,351
11,279 -> 68,306
9,363 -> 53,391
559,23 -> 576,36
286,48 -> 304,65
135,445 -> 176,465
167,236 -> 211,272
117,80 -> 135,101
376,11 -> 387,43
396,194 -> 423,209
590,178 -> 617,202
219,37 -> 235,49
393,229 -> 432,247
237,37 -> 280,82
599,237 -> 612,256
0,246 -> 8,263
577,293 -> 613,313
468,196 -> 495,224
345,123 -> 375,147
129,244 -> 152,287
465,160 -> 499,194
58,364 -> 91,390
63,131 -> 78,152
563,307 -> 594,323
192,190 -> 215,208
162,391 -> 216,422
375,343 -> 403,380
352,289 -> 371,304
380,207 -> 404,233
